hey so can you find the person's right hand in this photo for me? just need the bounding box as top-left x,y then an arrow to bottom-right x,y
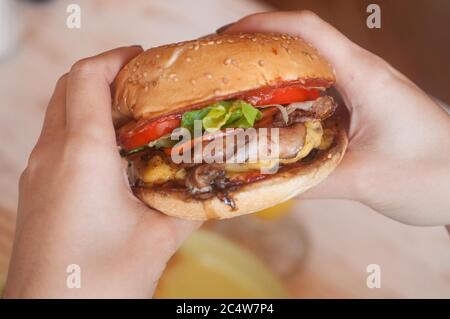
219,11 -> 450,226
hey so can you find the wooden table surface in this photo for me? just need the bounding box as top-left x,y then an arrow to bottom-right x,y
0,0 -> 449,298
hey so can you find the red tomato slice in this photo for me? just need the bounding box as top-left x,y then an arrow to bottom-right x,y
242,86 -> 321,106
118,114 -> 181,151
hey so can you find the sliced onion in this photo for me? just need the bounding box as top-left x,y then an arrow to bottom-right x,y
308,86 -> 326,91
257,104 -> 288,124
274,105 -> 289,124
257,103 -> 283,109
147,134 -> 171,147
286,101 -> 314,114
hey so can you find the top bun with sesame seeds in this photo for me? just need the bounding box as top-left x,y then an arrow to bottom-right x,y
112,33 -> 335,127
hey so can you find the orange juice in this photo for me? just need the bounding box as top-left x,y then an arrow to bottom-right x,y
155,230 -> 288,298
254,200 -> 295,220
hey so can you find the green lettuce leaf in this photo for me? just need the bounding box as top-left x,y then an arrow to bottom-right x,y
180,107 -> 211,133
181,100 -> 261,133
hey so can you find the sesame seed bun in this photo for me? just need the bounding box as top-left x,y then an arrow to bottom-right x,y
112,33 -> 335,127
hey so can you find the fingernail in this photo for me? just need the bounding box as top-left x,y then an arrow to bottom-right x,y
216,22 -> 234,34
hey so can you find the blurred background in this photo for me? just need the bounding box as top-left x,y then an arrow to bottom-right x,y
0,0 -> 449,298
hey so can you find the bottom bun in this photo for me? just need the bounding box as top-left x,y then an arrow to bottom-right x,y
133,122 -> 348,220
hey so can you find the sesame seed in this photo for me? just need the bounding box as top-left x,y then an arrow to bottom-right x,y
185,56 -> 192,62
227,39 -> 234,43
215,40 -> 222,44
224,58 -> 232,65
204,73 -> 213,79
191,79 -> 196,85
258,60 -> 264,66
208,41 -> 215,45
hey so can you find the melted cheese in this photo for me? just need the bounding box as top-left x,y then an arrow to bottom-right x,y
279,120 -> 323,164
224,160 -> 279,173
138,155 -> 185,185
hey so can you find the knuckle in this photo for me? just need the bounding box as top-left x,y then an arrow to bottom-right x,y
295,9 -> 320,22
56,73 -> 69,86
20,149 -> 43,186
70,58 -> 98,76
27,146 -> 43,168
19,168 -> 30,188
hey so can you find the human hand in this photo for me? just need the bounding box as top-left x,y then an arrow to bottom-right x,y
219,11 -> 450,226
4,47 -> 200,298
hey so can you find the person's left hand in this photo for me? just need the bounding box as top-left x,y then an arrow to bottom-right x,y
4,46 -> 200,298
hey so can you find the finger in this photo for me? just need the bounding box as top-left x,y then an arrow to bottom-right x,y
66,46 -> 143,142
36,74 -> 68,144
221,11 -> 395,102
143,211 -> 202,254
295,151 -> 362,201
166,218 -> 203,249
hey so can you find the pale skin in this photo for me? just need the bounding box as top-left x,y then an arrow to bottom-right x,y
4,11 -> 450,298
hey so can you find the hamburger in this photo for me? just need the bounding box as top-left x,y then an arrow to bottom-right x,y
112,33 -> 347,220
